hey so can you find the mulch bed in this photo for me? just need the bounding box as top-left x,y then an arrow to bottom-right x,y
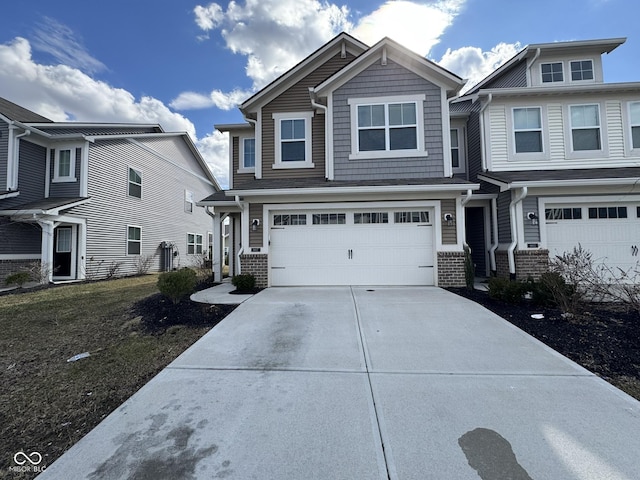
448,287 -> 640,400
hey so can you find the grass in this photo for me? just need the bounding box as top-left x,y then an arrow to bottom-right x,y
0,275 -> 216,476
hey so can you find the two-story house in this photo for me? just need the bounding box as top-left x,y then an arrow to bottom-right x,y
453,38 -> 640,280
201,33 -> 479,287
0,96 -> 220,284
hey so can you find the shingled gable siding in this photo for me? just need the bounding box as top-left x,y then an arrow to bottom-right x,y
68,138 -> 215,278
261,52 -> 355,179
49,147 -> 81,198
483,61 -> 527,89
332,59 -> 444,180
0,122 -> 8,186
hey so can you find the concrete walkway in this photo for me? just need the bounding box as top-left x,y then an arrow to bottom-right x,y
39,287 -> 640,479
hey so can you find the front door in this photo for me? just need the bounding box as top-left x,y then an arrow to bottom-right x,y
53,226 -> 73,278
465,207 -> 488,277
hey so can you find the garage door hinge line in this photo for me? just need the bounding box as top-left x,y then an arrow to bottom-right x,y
350,286 -> 393,480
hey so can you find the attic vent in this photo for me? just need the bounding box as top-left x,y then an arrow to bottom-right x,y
341,42 -> 346,59
381,46 -> 387,66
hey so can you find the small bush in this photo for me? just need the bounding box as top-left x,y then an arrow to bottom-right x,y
488,277 -> 527,304
232,274 -> 256,292
157,268 -> 198,304
5,271 -> 32,288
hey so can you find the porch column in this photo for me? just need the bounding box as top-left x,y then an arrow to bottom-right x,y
212,211 -> 223,282
38,220 -> 55,283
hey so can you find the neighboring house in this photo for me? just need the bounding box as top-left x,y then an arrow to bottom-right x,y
452,37 -> 640,280
200,33 -> 479,287
0,96 -> 220,283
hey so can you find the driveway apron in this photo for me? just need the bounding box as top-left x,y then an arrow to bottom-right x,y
39,287 -> 640,480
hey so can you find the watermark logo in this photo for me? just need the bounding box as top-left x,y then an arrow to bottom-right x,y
9,451 -> 46,473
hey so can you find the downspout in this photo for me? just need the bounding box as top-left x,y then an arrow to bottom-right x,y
309,88 -> 329,179
8,127 -> 30,191
489,197 -> 499,274
478,93 -> 492,172
235,195 -> 245,274
508,187 -> 528,279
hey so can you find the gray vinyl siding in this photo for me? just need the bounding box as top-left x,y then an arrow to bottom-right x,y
49,147 -> 81,197
484,62 -> 527,89
2,140 -> 47,209
466,101 -> 483,182
497,191 -> 512,243
261,52 -> 355,180
441,198 -> 457,244
69,138 -> 216,278
522,196 -> 541,243
0,122 -> 8,188
333,59 -> 444,180
248,203 -> 263,247
0,219 -> 41,254
232,136 -> 255,187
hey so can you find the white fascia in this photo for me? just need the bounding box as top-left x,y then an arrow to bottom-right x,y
229,183 -> 479,198
479,175 -> 640,192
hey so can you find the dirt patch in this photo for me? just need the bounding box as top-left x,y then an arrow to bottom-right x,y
449,287 -> 640,400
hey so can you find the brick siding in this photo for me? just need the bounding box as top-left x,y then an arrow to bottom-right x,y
239,254 -> 268,288
437,251 -> 466,287
495,249 -> 549,280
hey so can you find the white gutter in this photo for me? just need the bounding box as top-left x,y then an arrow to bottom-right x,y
461,188 -> 473,207
508,187 -> 527,277
228,183 -> 480,197
489,197 -> 499,273
478,93 -> 492,172
481,176 -> 640,190
8,127 -> 30,191
309,87 -> 330,179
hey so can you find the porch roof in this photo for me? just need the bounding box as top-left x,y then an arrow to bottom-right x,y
0,197 -> 90,216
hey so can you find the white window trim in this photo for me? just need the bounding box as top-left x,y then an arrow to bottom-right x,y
187,232 -> 203,255
348,94 -> 426,160
510,106 -> 548,159
52,145 -> 77,183
567,103 -> 604,157
569,58 -> 595,83
540,61 -> 564,84
128,166 -> 142,199
126,225 -> 142,256
272,112 -> 314,169
238,135 -> 256,173
450,127 -> 466,174
185,189 -> 194,214
627,101 -> 640,154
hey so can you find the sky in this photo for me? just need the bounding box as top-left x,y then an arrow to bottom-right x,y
1,0 -> 638,188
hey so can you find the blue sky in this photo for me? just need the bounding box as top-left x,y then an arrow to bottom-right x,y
0,0 -> 638,187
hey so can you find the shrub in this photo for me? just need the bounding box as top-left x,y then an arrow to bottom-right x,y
5,271 -> 32,288
534,272 -> 574,309
232,274 -> 256,292
488,277 -> 526,304
157,268 -> 198,304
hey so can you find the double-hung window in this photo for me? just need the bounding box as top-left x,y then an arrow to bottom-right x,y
272,112 -> 314,168
53,146 -> 77,182
240,137 -> 256,170
570,104 -> 601,151
187,233 -> 203,254
513,107 -> 543,153
349,95 -> 425,159
629,102 -> 640,149
127,226 -> 141,255
128,167 -> 142,198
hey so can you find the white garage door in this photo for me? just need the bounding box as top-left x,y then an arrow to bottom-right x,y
270,209 -> 434,286
545,203 -> 640,273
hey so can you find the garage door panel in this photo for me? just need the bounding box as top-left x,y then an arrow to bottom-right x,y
270,209 -> 435,286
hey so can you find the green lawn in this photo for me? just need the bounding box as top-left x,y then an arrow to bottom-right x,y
0,276 -> 215,476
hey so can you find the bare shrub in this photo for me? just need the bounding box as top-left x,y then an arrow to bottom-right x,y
106,261 -> 123,279
135,254 -> 155,275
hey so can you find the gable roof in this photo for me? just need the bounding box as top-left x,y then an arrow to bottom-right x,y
314,36 -> 465,98
459,37 -> 626,98
0,97 -> 53,123
240,32 -> 368,113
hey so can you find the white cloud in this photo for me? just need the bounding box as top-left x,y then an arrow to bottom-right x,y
170,88 -> 252,111
32,17 -> 107,74
0,37 -> 196,137
194,3 -> 224,31
196,130 -> 230,189
438,42 -> 522,93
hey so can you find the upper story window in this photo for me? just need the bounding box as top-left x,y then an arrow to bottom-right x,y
513,107 -> 543,153
128,167 -> 142,198
629,102 -> 640,149
348,95 -> 426,160
541,62 -> 563,83
570,60 -> 594,81
570,104 -> 601,151
185,190 -> 194,213
53,147 -> 77,182
241,138 -> 256,170
450,128 -> 465,173
272,112 -> 314,169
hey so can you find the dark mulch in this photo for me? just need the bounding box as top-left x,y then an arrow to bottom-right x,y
448,287 -> 640,400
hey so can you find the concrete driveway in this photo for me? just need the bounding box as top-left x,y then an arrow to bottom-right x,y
39,287 -> 640,479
